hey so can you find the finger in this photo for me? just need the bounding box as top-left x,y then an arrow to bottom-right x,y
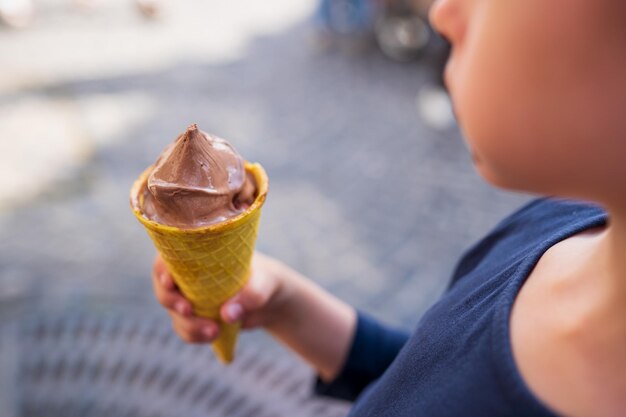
152,255 -> 176,291
152,271 -> 192,316
169,311 -> 220,343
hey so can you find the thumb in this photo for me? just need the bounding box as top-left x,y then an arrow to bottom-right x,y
221,294 -> 244,324
220,271 -> 274,324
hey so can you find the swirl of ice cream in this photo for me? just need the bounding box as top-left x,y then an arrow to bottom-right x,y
141,124 -> 257,228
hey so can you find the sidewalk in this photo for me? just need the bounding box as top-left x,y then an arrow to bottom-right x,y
0,0 -> 528,326
0,2 -> 528,414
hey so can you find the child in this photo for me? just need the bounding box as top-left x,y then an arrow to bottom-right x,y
152,0 -> 626,415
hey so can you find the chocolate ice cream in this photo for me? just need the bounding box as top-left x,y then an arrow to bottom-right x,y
138,124 -> 257,228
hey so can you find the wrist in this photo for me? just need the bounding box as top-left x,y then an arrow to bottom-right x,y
267,267 -> 357,379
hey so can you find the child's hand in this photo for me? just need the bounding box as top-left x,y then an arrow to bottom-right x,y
152,252 -> 286,344
153,251 -> 356,380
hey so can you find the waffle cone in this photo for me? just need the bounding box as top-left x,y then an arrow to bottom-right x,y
130,162 -> 268,363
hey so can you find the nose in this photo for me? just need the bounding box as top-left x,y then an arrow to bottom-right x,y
429,0 -> 464,45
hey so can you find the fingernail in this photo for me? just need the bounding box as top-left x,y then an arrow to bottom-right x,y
202,326 -> 216,339
225,303 -> 243,322
175,301 -> 188,316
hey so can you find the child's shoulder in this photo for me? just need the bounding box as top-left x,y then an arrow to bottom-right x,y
511,226 -> 626,417
450,198 -> 605,286
497,198 -> 604,229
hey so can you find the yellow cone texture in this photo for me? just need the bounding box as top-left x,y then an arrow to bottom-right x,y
130,162 -> 268,363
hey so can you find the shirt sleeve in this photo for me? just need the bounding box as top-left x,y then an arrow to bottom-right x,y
314,311 -> 410,402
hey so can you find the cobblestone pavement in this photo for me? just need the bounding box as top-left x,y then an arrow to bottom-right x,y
0,2 -> 530,414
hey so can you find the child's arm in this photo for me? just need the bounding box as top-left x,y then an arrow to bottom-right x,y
152,252 -> 357,381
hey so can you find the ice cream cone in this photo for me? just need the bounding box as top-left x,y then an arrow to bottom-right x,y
130,162 -> 268,363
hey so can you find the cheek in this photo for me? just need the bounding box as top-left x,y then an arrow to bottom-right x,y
447,1 -> 601,194
451,30 -> 548,191
445,0 -> 626,201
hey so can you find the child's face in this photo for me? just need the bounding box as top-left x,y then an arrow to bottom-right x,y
430,0 -> 626,204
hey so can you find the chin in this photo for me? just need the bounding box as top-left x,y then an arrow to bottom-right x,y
473,158 -> 518,191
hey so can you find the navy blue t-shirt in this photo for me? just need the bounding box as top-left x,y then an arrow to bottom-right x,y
316,198 -> 607,416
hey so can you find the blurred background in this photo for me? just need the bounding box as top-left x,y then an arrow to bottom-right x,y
0,0 -> 529,416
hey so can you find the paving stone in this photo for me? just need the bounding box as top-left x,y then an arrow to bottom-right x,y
0,21 -> 529,318
0,14 -> 530,413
